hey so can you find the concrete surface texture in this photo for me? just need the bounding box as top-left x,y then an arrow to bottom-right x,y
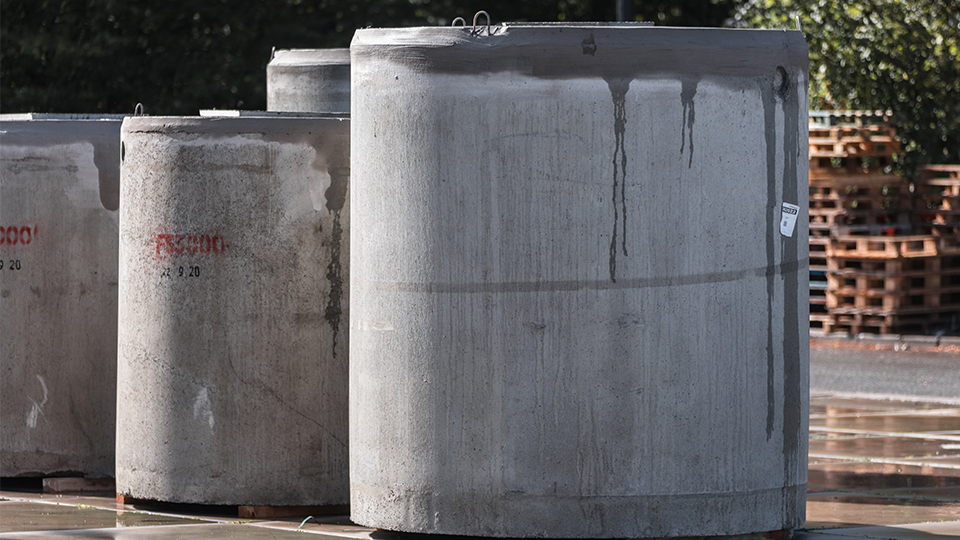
267,49 -> 351,113
115,115 -> 350,505
0,116 -> 123,478
349,24 -> 810,538
4,390 -> 958,539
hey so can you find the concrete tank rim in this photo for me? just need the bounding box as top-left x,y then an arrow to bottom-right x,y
120,114 -> 349,134
350,24 -> 808,57
270,48 -> 351,66
351,24 -> 806,41
350,25 -> 808,80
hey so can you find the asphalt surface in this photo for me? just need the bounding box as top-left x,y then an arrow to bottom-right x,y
811,344 -> 960,401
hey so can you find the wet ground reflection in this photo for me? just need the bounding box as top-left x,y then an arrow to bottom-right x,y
806,392 -> 960,528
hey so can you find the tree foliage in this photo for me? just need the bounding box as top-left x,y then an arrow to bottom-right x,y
731,0 -> 960,172
0,1 -> 733,115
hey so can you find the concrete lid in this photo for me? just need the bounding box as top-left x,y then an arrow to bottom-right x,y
0,113 -> 128,121
198,110 -> 347,118
269,48 -> 350,66
120,114 -> 348,135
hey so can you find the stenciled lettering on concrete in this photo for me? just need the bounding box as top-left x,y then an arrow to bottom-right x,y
154,232 -> 225,257
159,265 -> 202,279
0,225 -> 36,246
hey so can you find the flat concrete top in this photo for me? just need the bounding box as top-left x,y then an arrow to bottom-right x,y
0,113 -> 127,121
270,48 -> 351,66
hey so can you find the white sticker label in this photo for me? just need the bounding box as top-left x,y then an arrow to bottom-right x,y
780,202 -> 800,238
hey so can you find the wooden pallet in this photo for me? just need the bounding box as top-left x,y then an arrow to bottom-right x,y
808,124 -> 898,141
809,109 -> 894,129
821,309 -> 960,336
809,156 -> 895,174
826,285 -> 960,311
809,137 -> 900,158
809,169 -> 900,183
827,235 -> 960,259
827,252 -> 960,276
809,211 -> 911,238
918,164 -> 960,183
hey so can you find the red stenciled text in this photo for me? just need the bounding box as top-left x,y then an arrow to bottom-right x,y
0,225 -> 35,246
155,233 -> 225,256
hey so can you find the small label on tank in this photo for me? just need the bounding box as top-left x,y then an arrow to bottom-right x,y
780,202 -> 800,238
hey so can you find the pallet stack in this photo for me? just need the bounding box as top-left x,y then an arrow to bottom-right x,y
807,111 -> 960,335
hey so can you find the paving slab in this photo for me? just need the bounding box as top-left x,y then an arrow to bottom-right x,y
796,520 -> 960,540
0,501 -> 206,533
804,493 -> 960,527
0,522 -> 345,539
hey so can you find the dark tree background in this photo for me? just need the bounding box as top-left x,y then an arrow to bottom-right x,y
0,0 -> 731,115
1,0 -> 955,168
733,0 -> 960,173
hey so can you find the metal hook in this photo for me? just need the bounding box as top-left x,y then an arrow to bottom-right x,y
134,103 -> 144,116
795,16 -> 801,31
472,11 -> 490,36
452,17 -> 466,27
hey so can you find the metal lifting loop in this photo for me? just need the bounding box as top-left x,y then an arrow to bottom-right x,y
134,103 -> 144,116
472,11 -> 490,36
451,17 -> 466,27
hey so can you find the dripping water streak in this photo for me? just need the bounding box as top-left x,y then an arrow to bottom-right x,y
780,68 -> 802,498
761,84 -> 777,441
607,79 -> 630,282
680,78 -> 698,169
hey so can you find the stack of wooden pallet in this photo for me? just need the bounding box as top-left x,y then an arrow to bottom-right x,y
807,111 -> 960,335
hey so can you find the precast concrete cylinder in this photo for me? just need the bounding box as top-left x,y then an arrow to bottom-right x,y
350,24 -> 809,538
267,49 -> 350,113
116,114 -> 349,505
0,114 -> 124,478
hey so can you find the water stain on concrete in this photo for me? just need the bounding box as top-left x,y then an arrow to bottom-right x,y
605,77 -> 630,283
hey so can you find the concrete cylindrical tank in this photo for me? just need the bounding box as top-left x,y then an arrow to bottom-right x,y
116,114 -> 349,505
267,49 -> 350,113
350,24 -> 809,538
0,114 -> 124,478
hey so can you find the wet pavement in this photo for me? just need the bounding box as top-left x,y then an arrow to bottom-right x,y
803,391 -> 960,537
3,345 -> 959,539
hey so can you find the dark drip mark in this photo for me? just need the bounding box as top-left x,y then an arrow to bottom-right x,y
606,78 -> 630,283
761,83 -> 777,442
582,34 -> 597,56
680,78 -> 698,169
780,65 -> 802,498
323,167 -> 349,359
325,213 -> 343,359
93,141 -> 121,211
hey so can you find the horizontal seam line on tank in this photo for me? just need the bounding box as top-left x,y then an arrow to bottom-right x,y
356,258 -> 808,293
349,483 -> 806,499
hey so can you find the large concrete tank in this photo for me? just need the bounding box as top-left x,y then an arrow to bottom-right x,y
267,49 -> 350,113
350,24 -> 809,538
116,113 -> 349,505
0,114 -> 124,479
